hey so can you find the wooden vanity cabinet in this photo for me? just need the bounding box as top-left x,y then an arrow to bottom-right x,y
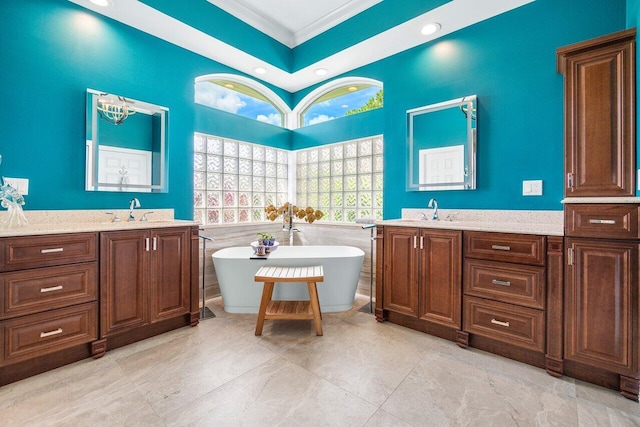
459,232 -> 552,369
557,29 -> 636,197
97,227 -> 194,353
564,204 -> 640,400
0,233 -> 99,386
379,225 -> 461,340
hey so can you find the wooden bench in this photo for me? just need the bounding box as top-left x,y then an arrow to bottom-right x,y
254,265 -> 324,336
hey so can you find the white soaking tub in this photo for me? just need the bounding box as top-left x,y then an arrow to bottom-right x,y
213,245 -> 365,313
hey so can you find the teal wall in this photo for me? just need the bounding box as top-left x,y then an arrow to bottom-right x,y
0,0 -> 288,219
0,0 -> 632,220
293,0 -> 628,218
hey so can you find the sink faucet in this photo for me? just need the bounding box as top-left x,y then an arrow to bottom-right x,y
128,198 -> 140,221
427,198 -> 439,221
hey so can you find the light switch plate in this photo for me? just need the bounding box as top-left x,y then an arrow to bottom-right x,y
522,180 -> 543,196
3,177 -> 29,195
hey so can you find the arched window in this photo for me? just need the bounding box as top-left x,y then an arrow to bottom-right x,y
293,77 -> 383,128
195,74 -> 291,128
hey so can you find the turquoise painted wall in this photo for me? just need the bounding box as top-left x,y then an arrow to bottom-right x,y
293,0 -> 628,219
0,0 -> 632,220
0,0 -> 289,219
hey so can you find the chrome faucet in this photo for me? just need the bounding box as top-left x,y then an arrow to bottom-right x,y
128,198 -> 140,221
427,198 -> 439,221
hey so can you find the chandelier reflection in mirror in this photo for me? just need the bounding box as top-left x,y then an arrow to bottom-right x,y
97,94 -> 136,125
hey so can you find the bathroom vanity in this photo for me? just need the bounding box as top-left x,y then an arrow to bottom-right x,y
0,211 -> 199,386
376,214 -> 564,380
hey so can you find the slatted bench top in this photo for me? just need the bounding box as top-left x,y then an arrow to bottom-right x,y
254,265 -> 324,283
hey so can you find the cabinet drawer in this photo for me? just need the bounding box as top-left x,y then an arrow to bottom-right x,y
565,204 -> 640,239
0,302 -> 97,366
464,232 -> 545,266
0,233 -> 98,272
463,259 -> 545,309
0,262 -> 97,319
463,296 -> 545,352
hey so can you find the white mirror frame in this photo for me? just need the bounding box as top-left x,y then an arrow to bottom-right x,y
406,95 -> 476,191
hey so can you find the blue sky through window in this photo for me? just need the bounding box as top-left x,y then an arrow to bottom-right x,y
195,81 -> 282,126
303,86 -> 381,126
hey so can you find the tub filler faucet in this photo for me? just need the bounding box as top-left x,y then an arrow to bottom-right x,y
428,198 -> 439,221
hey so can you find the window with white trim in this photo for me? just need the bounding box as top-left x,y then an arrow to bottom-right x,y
295,136 -> 383,222
193,133 -> 289,224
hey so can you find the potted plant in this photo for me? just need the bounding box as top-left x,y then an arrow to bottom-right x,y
257,232 -> 275,246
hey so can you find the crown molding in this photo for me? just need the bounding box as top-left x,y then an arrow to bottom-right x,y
292,0 -> 382,46
206,0 -> 294,47
206,0 -> 382,48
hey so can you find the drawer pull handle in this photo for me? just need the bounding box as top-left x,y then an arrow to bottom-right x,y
40,328 -> 63,338
491,245 -> 511,251
491,279 -> 511,287
40,285 -> 63,293
40,248 -> 64,254
491,319 -> 510,327
589,219 -> 616,225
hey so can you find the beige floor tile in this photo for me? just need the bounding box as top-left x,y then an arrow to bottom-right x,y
162,356 -> 378,426
1,295 -> 639,426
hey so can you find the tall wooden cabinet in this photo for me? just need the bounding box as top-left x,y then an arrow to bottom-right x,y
557,28 -> 636,197
380,226 -> 461,340
559,28 -> 639,400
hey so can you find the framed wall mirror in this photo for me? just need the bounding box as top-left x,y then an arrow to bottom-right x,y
407,95 -> 476,191
85,89 -> 168,192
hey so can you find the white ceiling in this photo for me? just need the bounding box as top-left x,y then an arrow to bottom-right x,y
68,0 -> 535,92
207,0 -> 382,48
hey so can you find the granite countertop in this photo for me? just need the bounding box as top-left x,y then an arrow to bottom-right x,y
379,209 -> 564,236
0,209 -> 199,238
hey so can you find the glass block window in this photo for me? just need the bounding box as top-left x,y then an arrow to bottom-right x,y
194,133 -> 289,224
296,135 -> 383,222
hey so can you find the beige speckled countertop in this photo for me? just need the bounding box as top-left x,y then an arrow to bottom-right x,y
379,209 -> 564,236
0,209 -> 199,238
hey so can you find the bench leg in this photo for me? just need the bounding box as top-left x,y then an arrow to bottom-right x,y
255,281 -> 274,336
307,282 -> 323,336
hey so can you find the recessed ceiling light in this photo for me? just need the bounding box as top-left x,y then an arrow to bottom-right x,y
421,22 -> 441,36
314,68 -> 328,76
254,67 -> 267,75
224,83 -> 234,89
348,86 -> 358,92
89,0 -> 111,7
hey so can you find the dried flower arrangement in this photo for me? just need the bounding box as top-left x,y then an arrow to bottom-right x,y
264,202 -> 324,223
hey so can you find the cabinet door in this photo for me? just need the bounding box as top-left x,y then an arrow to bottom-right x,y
558,30 -> 636,197
419,229 -> 461,328
383,227 -> 418,317
100,230 -> 149,337
149,228 -> 190,323
565,238 -> 639,375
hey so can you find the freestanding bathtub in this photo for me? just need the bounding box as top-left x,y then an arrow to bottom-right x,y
213,245 -> 365,313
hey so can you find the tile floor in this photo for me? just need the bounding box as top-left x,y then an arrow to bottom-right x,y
2,295 -> 640,426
